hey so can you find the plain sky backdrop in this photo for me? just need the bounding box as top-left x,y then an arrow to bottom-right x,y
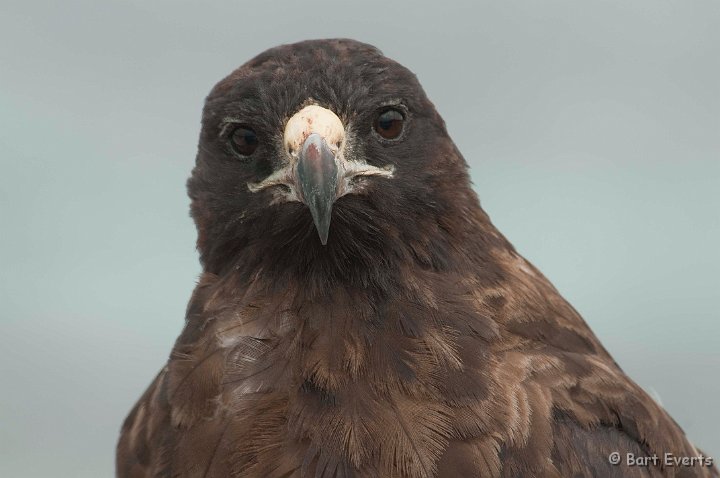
1,1 -> 718,476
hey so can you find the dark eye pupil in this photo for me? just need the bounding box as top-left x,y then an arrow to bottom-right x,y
374,109 -> 404,139
378,118 -> 394,130
231,126 -> 258,156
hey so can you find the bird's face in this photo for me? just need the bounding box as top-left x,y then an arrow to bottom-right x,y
189,39 -> 475,279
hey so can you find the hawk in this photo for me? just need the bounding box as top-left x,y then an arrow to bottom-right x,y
117,39 -> 716,478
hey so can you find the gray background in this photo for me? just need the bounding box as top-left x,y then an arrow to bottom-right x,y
1,0 -> 718,476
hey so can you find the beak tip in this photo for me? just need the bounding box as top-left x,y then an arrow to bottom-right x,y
317,222 -> 330,245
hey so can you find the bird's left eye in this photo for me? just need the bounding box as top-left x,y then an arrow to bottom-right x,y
373,108 -> 405,140
230,126 -> 259,156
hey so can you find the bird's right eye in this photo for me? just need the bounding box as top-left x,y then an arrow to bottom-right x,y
230,126 -> 259,156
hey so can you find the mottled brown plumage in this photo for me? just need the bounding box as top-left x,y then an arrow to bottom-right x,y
117,39 -> 716,478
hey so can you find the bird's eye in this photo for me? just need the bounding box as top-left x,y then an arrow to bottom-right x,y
230,126 -> 259,156
373,108 -> 405,140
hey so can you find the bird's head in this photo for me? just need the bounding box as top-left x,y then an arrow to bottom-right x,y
188,39 -> 492,289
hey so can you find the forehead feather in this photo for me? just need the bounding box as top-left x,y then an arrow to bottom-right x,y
211,39 -> 384,93
206,39 -> 422,110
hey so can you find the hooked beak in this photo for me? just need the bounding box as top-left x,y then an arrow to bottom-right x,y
296,133 -> 338,245
246,104 -> 395,246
